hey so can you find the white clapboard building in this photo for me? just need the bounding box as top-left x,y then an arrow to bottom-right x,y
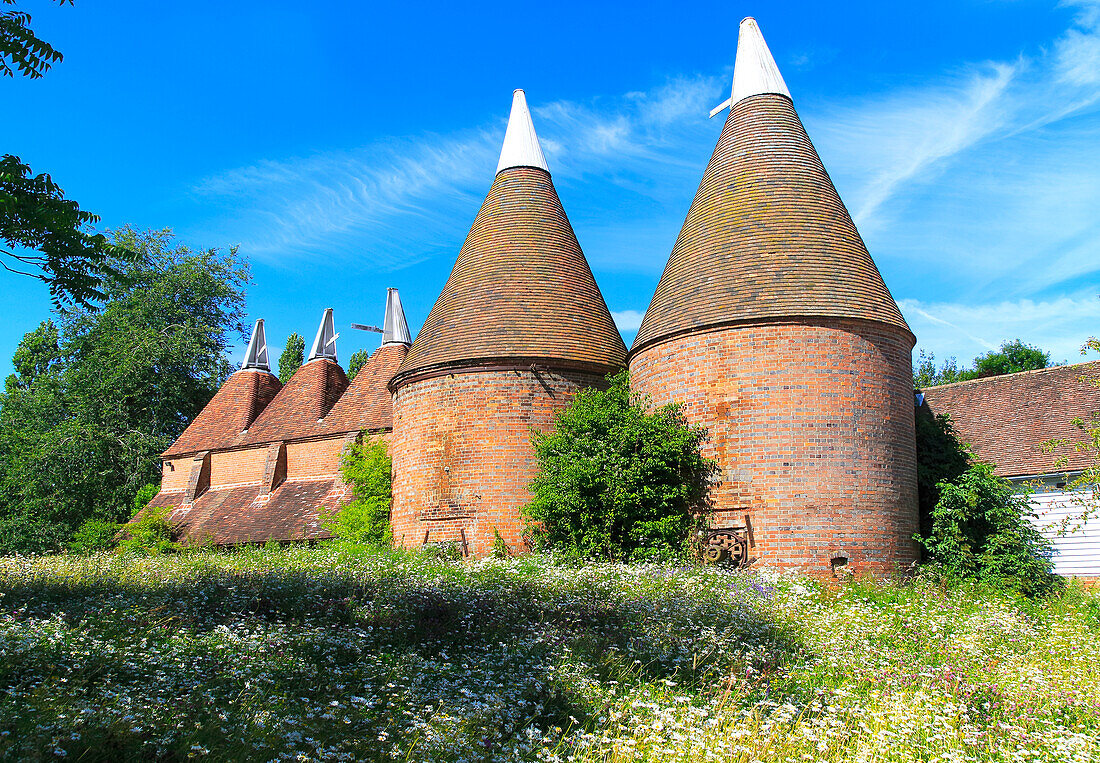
921,361 -> 1100,581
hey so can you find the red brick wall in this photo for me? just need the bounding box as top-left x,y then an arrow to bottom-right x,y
161,458 -> 192,492
390,369 -> 606,556
286,437 -> 349,481
629,319 -> 919,576
209,448 -> 268,488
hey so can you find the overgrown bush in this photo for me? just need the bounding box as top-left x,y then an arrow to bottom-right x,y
921,461 -> 1061,597
323,436 -> 392,546
914,408 -> 971,544
118,504 -> 178,556
67,518 -> 119,554
524,371 -> 717,562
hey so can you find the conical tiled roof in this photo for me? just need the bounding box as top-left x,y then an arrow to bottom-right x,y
163,369 -> 282,457
243,358 -> 348,445
393,92 -> 626,385
319,343 -> 407,435
631,21 -> 910,354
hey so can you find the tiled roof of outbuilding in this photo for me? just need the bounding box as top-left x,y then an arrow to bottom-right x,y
320,343 -> 407,434
244,358 -> 348,445
392,166 -> 627,384
921,361 -> 1100,479
149,480 -> 341,545
163,369 -> 281,458
631,92 -> 911,353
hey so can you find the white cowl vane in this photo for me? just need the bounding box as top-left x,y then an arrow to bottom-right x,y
382,288 -> 412,346
241,319 -> 270,372
307,308 -> 338,363
496,89 -> 549,174
731,17 -> 790,106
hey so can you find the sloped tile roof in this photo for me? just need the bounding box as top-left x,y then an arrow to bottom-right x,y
320,343 -> 406,434
921,361 -> 1100,478
631,94 -> 911,354
244,358 -> 349,445
392,167 -> 627,385
163,369 -> 282,458
149,479 -> 343,545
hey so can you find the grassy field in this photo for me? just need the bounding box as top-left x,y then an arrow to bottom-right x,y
0,546 -> 1098,762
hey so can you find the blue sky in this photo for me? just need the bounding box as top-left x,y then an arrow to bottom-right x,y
3,0 -> 1099,375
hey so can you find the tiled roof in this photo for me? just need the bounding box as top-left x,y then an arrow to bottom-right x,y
631,94 -> 911,354
393,167 -> 627,385
149,480 -> 342,545
163,369 -> 281,458
320,343 -> 407,434
244,358 -> 348,445
921,361 -> 1100,478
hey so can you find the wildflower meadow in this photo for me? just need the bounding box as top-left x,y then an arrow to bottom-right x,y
1,545 -> 1097,762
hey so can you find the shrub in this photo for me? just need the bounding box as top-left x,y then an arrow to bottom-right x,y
524,371 -> 717,562
914,409 -> 971,546
131,483 -> 159,518
67,517 -> 119,554
323,437 -> 392,547
921,461 -> 1062,597
118,504 -> 178,556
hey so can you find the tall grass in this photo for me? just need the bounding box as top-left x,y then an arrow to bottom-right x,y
0,545 -> 1096,761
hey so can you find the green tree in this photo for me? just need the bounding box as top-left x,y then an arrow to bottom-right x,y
1,0 -> 67,79
972,339 -> 1051,378
915,340 -> 1053,388
323,437 -> 392,546
920,461 -> 1061,597
524,371 -> 717,562
2,2 -> 133,308
913,350 -> 966,388
278,333 -> 305,383
346,348 -> 370,382
0,227 -> 250,554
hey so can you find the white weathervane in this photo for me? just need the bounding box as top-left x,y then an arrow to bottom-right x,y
350,288 -> 412,347
241,319 -> 270,372
308,308 -> 339,362
709,17 -> 791,119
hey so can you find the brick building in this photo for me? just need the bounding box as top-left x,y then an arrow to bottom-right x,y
922,362 -> 1100,580
149,19 -> 925,572
148,292 -> 410,544
629,18 -> 919,576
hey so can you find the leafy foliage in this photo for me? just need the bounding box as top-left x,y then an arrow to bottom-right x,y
1,154 -> 132,308
323,437 -> 392,546
346,348 -> 370,382
914,409 -> 971,545
118,504 -> 177,556
920,461 -> 1061,597
0,0 -> 68,79
1041,335 -> 1100,533
524,371 -> 717,562
915,339 -> 1053,387
0,228 -> 250,553
278,332 -> 305,383
67,517 -> 118,555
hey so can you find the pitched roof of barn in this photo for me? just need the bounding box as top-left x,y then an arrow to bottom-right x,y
392,90 -> 626,386
631,18 -> 911,355
920,360 -> 1100,479
162,368 -> 282,458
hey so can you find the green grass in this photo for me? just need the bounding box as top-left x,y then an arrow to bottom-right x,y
0,545 -> 1097,762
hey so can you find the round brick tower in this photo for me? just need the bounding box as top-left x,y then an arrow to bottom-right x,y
389,90 -> 627,557
629,18 -> 919,576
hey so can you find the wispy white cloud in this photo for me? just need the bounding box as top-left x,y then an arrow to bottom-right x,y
193,75 -> 721,270
611,309 -> 645,332
900,295 -> 1100,366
